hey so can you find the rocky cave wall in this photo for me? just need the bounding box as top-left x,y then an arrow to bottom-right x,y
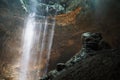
49,0 -> 120,70
0,0 -> 120,79
53,49 -> 120,80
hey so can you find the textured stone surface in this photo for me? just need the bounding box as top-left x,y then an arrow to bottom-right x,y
0,0 -> 120,79
53,49 -> 120,80
49,0 -> 120,71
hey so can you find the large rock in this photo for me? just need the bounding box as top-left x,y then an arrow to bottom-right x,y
53,49 -> 120,80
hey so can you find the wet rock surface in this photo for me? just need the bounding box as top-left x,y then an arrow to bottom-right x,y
40,32 -> 112,80
53,49 -> 120,80
0,0 -> 120,79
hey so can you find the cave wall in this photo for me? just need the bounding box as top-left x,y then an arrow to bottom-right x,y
0,0 -> 25,79
0,0 -> 120,77
53,49 -> 120,80
49,0 -> 120,70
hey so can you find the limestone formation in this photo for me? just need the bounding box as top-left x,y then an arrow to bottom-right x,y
40,32 -> 111,80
